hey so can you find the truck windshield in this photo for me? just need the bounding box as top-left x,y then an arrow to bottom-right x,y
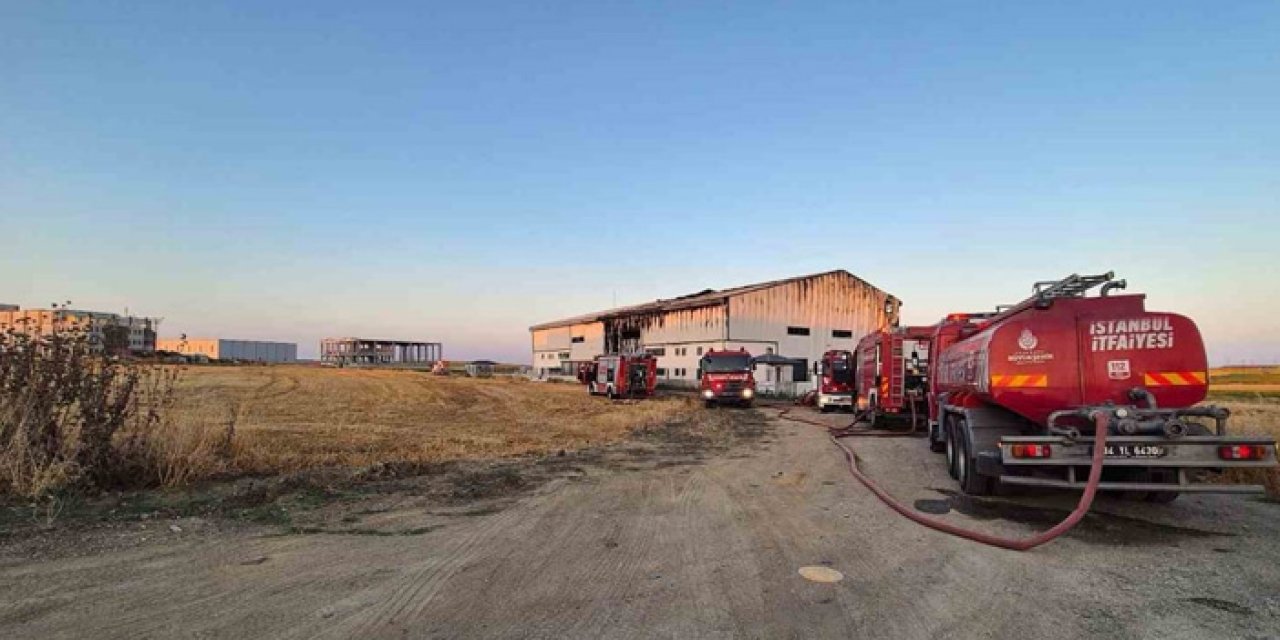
702,354 -> 751,373
830,359 -> 853,382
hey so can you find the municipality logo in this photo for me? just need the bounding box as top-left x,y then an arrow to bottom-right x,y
1017,329 -> 1038,351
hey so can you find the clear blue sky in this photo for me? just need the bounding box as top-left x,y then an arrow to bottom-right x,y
2,1 -> 1277,364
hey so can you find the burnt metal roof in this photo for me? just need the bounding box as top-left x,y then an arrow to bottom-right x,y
529,269 -> 893,331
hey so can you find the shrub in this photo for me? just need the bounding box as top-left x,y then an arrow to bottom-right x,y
0,325 -> 235,499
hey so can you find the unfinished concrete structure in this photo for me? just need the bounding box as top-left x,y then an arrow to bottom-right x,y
320,337 -> 442,366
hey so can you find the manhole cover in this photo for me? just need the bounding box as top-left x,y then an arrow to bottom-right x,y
798,566 -> 844,583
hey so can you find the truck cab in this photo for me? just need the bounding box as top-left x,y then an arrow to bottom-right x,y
698,348 -> 756,407
816,350 -> 855,412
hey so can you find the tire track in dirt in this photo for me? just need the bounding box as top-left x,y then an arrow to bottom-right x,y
325,501 -> 537,637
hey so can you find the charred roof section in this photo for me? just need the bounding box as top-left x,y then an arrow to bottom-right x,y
530,269 -> 897,332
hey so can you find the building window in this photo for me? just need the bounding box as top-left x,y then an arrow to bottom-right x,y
647,347 -> 666,356
787,326 -> 811,336
571,336 -> 584,343
832,329 -> 853,339
656,368 -> 667,376
696,346 -> 703,356
558,352 -> 570,360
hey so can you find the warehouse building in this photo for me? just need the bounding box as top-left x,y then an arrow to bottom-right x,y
529,270 -> 900,393
157,338 -> 298,363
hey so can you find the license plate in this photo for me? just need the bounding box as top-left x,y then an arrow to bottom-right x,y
1100,444 -> 1167,458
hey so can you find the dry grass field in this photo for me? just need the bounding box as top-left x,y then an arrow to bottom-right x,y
1206,367 -> 1280,496
1208,366 -> 1280,435
171,365 -> 697,477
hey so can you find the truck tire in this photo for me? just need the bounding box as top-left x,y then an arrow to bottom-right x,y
929,424 -> 946,453
957,419 -> 995,496
945,416 -> 959,479
606,386 -> 616,400
820,405 -> 832,414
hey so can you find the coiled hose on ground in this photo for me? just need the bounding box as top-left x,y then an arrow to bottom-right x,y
773,406 -> 1109,551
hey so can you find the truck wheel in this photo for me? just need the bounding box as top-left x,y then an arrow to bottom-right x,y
606,387 -> 616,400
704,400 -> 715,409
820,405 -> 832,414
929,424 -> 946,453
957,422 -> 994,496
945,417 -> 959,479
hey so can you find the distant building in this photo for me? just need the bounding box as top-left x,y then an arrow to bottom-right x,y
0,305 -> 157,355
156,338 -> 298,363
320,337 -> 442,366
528,270 -> 900,391
465,360 -> 497,378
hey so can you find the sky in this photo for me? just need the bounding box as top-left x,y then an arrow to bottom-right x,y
1,1 -> 1277,364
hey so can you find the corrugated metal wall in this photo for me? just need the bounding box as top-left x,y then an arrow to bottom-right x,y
216,339 -> 298,363
728,271 -> 896,366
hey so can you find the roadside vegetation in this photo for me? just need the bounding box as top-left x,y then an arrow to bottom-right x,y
0,328 -> 235,504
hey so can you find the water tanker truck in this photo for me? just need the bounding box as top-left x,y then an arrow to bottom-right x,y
927,272 -> 1276,500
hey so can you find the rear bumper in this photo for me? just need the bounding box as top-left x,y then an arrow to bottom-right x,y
980,435 -> 1276,493
1000,476 -> 1265,493
818,393 -> 853,407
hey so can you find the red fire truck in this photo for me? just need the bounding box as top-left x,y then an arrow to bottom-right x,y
815,350 -> 856,412
698,348 -> 756,408
852,326 -> 932,425
580,354 -> 657,399
926,272 -> 1276,499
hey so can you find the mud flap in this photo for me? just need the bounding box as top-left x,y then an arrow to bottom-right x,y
976,451 -> 1004,478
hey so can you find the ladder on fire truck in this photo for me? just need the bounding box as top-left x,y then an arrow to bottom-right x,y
1031,272 -> 1117,300
889,333 -> 904,407
991,272 -> 1124,323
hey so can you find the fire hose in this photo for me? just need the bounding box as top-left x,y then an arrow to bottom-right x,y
775,407 -> 1109,551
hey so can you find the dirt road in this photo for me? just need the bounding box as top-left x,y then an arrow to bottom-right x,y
2,408 -> 1278,638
